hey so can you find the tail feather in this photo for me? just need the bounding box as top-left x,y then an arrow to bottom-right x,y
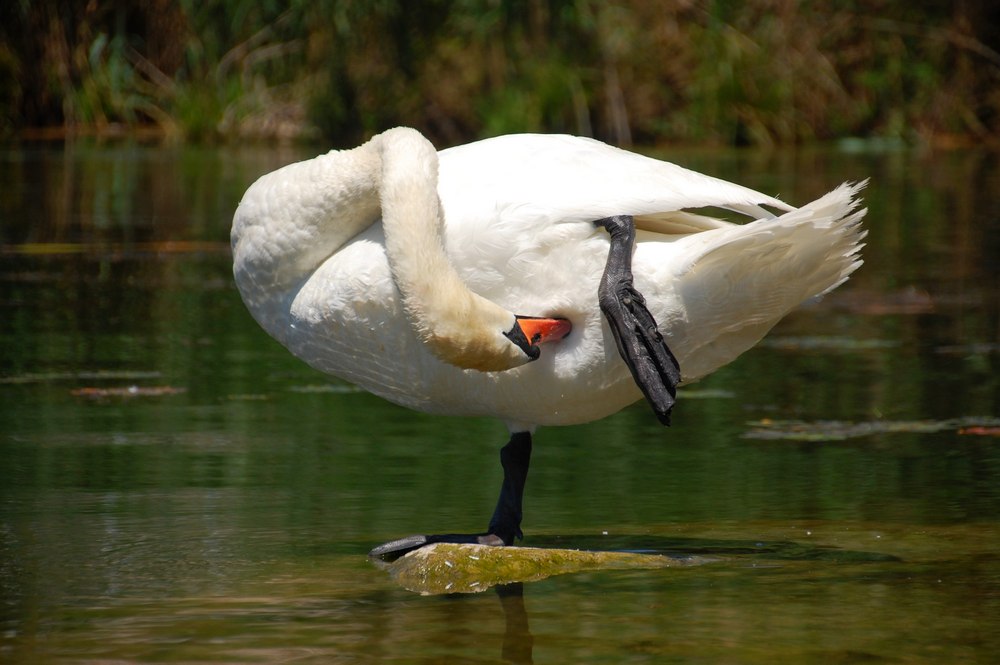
665,181 -> 867,382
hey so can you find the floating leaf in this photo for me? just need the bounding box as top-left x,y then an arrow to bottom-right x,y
71,385 -> 186,399
958,427 -> 1000,437
1,241 -> 230,256
831,286 -> 936,315
287,384 -> 362,394
744,417 -> 1000,442
678,388 -> 736,399
935,343 -> 1000,356
1,370 -> 161,384
761,336 -> 897,352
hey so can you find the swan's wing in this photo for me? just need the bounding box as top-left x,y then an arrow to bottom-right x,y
439,134 -> 794,229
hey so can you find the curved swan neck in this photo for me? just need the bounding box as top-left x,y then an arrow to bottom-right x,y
377,128 -> 527,371
232,139 -> 382,308
232,127 -> 531,371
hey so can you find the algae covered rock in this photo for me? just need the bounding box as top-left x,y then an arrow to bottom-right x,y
378,542 -> 709,595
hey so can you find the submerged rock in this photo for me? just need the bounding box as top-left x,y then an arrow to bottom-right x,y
377,542 -> 710,595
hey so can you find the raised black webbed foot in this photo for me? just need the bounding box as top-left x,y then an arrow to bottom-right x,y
594,215 -> 681,425
368,432 -> 532,562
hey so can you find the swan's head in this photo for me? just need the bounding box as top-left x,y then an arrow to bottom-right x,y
421,306 -> 572,372
504,315 -> 573,364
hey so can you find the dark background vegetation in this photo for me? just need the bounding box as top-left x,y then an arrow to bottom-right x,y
2,0 -> 999,147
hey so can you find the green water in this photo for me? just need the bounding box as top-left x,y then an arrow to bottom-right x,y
1,142 -> 998,663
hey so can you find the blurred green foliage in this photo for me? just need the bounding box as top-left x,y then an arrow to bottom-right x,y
2,0 -> 998,146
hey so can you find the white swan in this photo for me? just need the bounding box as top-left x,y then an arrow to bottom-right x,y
232,127 -> 866,556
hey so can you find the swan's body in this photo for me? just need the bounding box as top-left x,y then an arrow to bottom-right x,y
232,128 -> 866,553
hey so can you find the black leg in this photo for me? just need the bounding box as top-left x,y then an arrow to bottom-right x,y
488,431 -> 532,545
594,215 -> 681,425
368,431 -> 533,560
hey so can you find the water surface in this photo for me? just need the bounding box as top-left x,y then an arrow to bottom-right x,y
1,141 -> 998,663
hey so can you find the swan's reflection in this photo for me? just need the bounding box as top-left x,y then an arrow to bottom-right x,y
496,583 -> 533,665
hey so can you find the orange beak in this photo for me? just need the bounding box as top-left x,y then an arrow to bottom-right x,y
516,316 -> 572,346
